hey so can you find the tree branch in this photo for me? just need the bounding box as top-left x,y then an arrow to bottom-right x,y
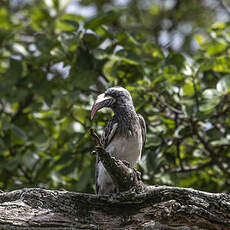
169,160 -> 214,173
0,187 -> 230,229
90,128 -> 145,193
217,0 -> 230,17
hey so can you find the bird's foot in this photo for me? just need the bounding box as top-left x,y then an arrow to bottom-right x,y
91,146 -> 106,155
95,145 -> 106,153
133,168 -> 142,180
91,145 -> 107,157
91,150 -> 97,155
122,160 -> 131,168
121,160 -> 141,180
89,128 -> 103,147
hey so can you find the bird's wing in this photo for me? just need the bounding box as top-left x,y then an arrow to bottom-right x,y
138,114 -> 146,148
96,116 -> 118,194
100,116 -> 118,148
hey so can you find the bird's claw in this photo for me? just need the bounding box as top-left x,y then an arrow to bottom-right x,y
96,145 -> 105,151
122,160 -> 130,167
91,150 -> 97,155
89,128 -> 102,147
133,168 -> 142,180
91,146 -> 106,155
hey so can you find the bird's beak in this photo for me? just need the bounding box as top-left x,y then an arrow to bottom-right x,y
91,93 -> 114,120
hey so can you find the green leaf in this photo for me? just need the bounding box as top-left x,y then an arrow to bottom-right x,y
76,169 -> 91,192
50,47 -> 66,58
165,53 -> 185,71
203,42 -> 226,56
56,19 -> 79,31
58,31 -> 79,51
85,11 -> 118,29
93,48 -> 108,60
5,154 -> 22,171
22,153 -> 39,170
199,89 -> 221,111
59,159 -> 78,176
7,58 -> 23,80
35,33 -> 53,52
146,134 -> 162,147
56,14 -> 83,31
213,56 -> 230,73
211,138 -> 230,146
0,7 -> 11,29
0,138 -> 6,152
83,33 -> 102,49
174,125 -> 190,138
182,80 -> 194,96
10,124 -> 27,142
72,106 -> 88,124
62,19 -> 79,28
216,76 -> 230,95
73,70 -> 98,90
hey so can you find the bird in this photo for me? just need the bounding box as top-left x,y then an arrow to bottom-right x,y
91,86 -> 146,194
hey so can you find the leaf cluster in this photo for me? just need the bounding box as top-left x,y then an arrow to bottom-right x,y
0,0 -> 230,193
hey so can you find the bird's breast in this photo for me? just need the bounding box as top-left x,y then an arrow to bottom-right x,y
105,129 -> 142,167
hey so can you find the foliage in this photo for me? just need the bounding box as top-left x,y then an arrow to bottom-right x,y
0,0 -> 230,193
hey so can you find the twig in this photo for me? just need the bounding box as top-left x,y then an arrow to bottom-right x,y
217,0 -> 230,17
169,160 -> 214,173
70,111 -> 87,128
176,140 -> 184,170
11,93 -> 33,122
192,73 -> 200,112
18,165 -> 33,184
155,94 -> 182,114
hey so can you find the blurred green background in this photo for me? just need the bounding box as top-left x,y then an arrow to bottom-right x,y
1,0 -> 230,193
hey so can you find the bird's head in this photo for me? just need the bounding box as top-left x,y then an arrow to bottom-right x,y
90,86 -> 134,120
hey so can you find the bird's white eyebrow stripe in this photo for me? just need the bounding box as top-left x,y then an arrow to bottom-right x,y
112,87 -> 125,92
95,93 -> 113,103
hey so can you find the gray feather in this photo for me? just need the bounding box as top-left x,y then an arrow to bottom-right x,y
138,114 -> 146,148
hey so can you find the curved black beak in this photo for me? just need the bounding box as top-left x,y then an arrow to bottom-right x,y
91,93 -> 115,120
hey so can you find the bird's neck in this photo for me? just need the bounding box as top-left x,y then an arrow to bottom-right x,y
113,105 -> 138,135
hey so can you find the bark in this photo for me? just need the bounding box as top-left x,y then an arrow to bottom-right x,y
0,185 -> 230,230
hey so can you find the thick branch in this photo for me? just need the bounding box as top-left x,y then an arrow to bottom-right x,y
0,187 -> 230,229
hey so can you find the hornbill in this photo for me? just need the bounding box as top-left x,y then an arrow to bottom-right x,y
91,86 -> 146,194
